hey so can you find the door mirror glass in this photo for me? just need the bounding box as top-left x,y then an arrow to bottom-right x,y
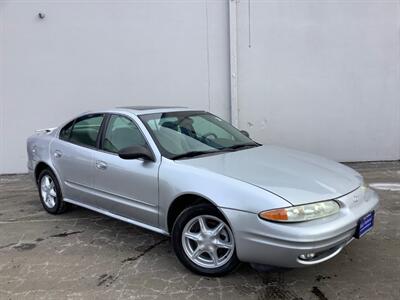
240,130 -> 250,138
118,146 -> 154,161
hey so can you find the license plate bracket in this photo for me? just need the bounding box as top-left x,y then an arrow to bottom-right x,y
355,211 -> 375,239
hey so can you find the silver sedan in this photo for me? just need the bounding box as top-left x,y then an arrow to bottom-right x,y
27,106 -> 379,276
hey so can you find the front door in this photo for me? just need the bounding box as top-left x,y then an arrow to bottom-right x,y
93,114 -> 159,227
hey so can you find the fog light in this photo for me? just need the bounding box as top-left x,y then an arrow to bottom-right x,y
299,253 -> 315,260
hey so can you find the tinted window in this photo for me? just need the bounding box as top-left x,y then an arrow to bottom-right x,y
102,115 -> 147,153
191,115 -> 232,140
140,111 -> 257,158
59,120 -> 74,141
69,114 -> 104,147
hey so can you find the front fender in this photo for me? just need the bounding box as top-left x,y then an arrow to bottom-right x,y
158,158 -> 291,232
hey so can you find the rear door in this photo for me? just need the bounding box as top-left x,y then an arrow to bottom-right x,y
93,114 -> 160,227
51,113 -> 105,207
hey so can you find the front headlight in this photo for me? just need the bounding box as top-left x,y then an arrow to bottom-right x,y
259,200 -> 340,222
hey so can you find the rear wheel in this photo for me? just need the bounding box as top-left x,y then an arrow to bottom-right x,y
38,169 -> 68,214
172,203 -> 239,276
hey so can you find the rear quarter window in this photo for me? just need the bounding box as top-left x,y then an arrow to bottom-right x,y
59,121 -> 74,141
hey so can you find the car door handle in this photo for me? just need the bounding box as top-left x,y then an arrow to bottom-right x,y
96,161 -> 107,170
54,150 -> 62,158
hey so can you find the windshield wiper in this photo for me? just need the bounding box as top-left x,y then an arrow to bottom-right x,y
171,150 -> 220,160
222,142 -> 260,151
171,143 -> 260,160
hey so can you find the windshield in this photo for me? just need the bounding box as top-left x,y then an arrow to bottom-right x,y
139,111 -> 259,159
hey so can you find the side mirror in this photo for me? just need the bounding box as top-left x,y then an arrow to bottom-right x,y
118,146 -> 155,161
240,130 -> 250,138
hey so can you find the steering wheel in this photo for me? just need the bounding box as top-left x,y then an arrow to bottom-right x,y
202,132 -> 218,140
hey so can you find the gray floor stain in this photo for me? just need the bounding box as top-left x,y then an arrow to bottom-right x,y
122,237 -> 169,263
311,286 -> 328,300
13,243 -> 36,251
0,243 -> 17,250
97,273 -> 118,287
49,230 -> 83,238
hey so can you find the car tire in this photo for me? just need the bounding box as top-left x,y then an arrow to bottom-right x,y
37,168 -> 68,214
172,203 -> 240,276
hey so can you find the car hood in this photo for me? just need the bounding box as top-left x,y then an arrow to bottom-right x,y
177,145 -> 362,205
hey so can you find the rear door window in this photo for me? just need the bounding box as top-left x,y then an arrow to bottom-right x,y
69,114 -> 104,147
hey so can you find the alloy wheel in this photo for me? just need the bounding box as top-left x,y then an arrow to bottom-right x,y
181,215 -> 235,269
40,175 -> 57,208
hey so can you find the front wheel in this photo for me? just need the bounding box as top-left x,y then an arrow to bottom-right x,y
172,203 -> 240,276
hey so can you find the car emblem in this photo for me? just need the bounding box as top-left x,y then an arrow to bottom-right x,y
352,194 -> 360,204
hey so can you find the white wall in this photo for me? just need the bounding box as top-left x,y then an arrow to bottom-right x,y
236,0 -> 400,162
1,0 -> 399,174
0,0 -> 230,173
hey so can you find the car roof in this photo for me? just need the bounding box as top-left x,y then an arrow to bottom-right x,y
58,106 -> 203,129
112,105 -> 195,115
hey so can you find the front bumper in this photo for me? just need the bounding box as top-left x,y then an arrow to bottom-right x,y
221,187 -> 379,268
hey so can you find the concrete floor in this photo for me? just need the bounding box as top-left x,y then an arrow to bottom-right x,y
0,162 -> 399,300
